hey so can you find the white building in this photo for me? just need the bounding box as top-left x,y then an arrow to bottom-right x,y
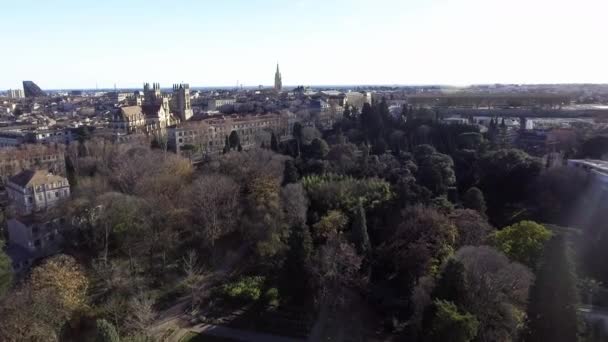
7,89 -> 24,99
208,98 -> 237,111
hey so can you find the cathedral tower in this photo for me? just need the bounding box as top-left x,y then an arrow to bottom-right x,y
171,83 -> 193,121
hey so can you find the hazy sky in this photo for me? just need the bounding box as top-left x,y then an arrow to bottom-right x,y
1,0 -> 607,89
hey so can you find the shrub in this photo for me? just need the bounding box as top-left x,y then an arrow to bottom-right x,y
219,276 -> 265,303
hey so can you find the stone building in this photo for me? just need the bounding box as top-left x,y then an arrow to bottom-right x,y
6,170 -> 70,216
171,83 -> 193,121
5,170 -> 71,272
110,82 -> 181,134
167,113 -> 291,160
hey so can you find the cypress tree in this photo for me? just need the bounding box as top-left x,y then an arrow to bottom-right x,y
351,199 -> 371,256
270,132 -> 279,152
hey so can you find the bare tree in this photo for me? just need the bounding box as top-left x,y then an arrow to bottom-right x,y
189,174 -> 240,248
126,292 -> 155,335
182,250 -> 204,313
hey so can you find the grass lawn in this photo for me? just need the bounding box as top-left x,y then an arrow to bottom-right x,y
179,331 -> 240,342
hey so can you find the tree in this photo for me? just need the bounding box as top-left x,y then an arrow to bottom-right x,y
311,233 -> 363,309
524,235 -> 578,342
379,206 -> 457,288
313,210 -> 349,240
281,223 -> 313,303
223,136 -> 230,154
125,292 -> 154,335
281,183 -> 308,227
293,122 -> 303,155
580,135 -> 608,159
462,187 -> 486,215
301,126 -> 322,145
189,174 -> 240,247
30,254 -> 88,313
182,250 -> 204,312
414,145 -> 456,195
427,299 -> 479,342
432,259 -> 467,305
229,130 -> 240,150
270,132 -> 279,152
454,246 -> 534,342
350,200 -> 371,256
490,220 -> 552,268
479,149 -> 542,223
282,159 -> 299,184
343,105 -> 352,120
0,240 -> 12,298
95,319 -> 120,342
449,209 -> 493,247
309,138 -> 329,159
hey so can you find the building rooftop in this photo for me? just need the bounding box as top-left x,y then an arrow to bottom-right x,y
9,170 -> 66,188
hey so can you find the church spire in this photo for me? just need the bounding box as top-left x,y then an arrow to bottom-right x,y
274,62 -> 282,92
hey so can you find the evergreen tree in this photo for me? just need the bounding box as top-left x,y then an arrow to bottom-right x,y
351,200 -> 371,256
524,235 -> 578,342
0,240 -> 12,298
95,319 -> 120,342
427,299 -> 479,342
432,259 -> 467,305
343,105 -> 351,120
281,223 -> 313,303
462,187 -> 486,215
293,122 -> 303,156
270,132 -> 279,152
229,130 -> 240,150
223,136 -> 230,153
283,159 -> 299,185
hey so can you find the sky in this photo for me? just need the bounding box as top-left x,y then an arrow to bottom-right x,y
1,0 -> 607,89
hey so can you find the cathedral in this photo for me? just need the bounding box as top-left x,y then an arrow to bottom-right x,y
111,82 -> 192,135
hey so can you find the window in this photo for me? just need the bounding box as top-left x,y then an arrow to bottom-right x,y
55,191 -> 60,198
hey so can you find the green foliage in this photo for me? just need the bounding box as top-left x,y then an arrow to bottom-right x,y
309,138 -> 329,159
490,220 -> 552,267
313,210 -> 348,239
302,174 -> 393,214
462,187 -> 486,214
281,223 -> 313,303
270,132 -> 279,152
580,135 -> 608,159
0,240 -> 12,298
350,200 -> 371,256
282,159 -> 299,184
457,132 -> 483,150
229,130 -> 240,149
432,259 -> 467,305
524,235 -> 578,342
264,287 -> 280,307
219,276 -> 266,303
479,149 -> 542,223
428,299 -> 479,342
414,145 -> 456,195
96,319 -> 120,342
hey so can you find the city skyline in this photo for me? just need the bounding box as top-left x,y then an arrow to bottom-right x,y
1,0 -> 607,89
